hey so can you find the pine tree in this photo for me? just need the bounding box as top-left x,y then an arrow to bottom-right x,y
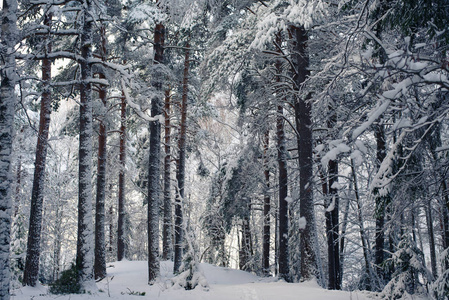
76,0 -> 96,287
23,11 -> 53,287
148,20 -> 165,284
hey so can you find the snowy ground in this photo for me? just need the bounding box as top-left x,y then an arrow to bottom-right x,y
11,260 -> 377,300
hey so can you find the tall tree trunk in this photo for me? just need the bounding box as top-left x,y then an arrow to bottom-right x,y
277,83 -> 289,282
274,32 -> 289,282
76,0 -> 95,285
326,160 -> 341,289
291,25 -> 317,281
374,125 -> 386,283
148,22 -> 165,284
94,25 -> 108,280
262,130 -> 271,274
23,12 -> 53,287
174,40 -> 190,274
162,89 -> 172,261
0,0 -> 18,298
325,104 -> 341,290
117,91 -> 127,261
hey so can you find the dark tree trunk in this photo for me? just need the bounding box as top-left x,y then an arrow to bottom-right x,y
277,89 -> 289,282
424,201 -> 436,278
339,192 -> 350,287
148,22 -> 165,284
326,159 -> 341,290
374,125 -> 386,282
76,0 -> 95,284
274,32 -> 289,282
117,91 -> 127,261
94,25 -> 107,281
326,106 -> 341,290
443,180 -> 449,251
162,89 -> 172,261
262,130 -> 271,274
291,25 -> 317,281
23,13 -> 52,287
174,41 -> 190,274
0,0 -> 18,298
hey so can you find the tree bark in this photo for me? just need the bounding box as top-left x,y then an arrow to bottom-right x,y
174,41 -> 190,274
374,125 -> 386,282
291,25 -> 317,282
23,12 -> 53,287
0,0 -> 18,298
94,25 -> 107,280
162,89 -> 172,261
148,22 -> 165,284
323,100 -> 341,290
76,0 -> 95,285
326,159 -> 341,290
117,90 -> 127,261
277,80 -> 289,282
262,130 -> 271,274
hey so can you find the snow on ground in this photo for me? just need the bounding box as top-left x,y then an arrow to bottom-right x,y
11,260 -> 376,300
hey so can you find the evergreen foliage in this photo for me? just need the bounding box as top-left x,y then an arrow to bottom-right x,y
48,263 -> 81,295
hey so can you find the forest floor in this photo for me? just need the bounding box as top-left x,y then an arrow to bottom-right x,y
12,260 -> 380,299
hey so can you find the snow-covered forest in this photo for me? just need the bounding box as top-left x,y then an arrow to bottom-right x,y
1,0 -> 448,299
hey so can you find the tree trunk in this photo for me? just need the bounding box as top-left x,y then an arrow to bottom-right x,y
262,130 -> 271,275
0,0 -> 18,298
374,125 -> 386,283
273,31 -> 289,282
174,41 -> 190,274
277,85 -> 289,282
117,91 -> 127,261
326,163 -> 341,289
239,214 -> 253,271
162,88 -> 172,261
23,12 -> 52,287
325,105 -> 341,290
339,192 -> 350,287
76,0 -> 95,285
148,22 -> 165,284
291,25 -> 317,282
94,25 -> 108,280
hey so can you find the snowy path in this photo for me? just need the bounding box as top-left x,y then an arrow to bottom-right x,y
12,260 -> 375,300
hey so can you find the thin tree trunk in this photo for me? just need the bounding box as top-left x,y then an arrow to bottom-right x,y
117,90 -> 127,261
351,159 -> 378,290
327,160 -> 341,290
274,31 -> 289,282
94,25 -> 108,280
174,40 -> 190,274
339,193 -> 350,287
148,22 -> 165,284
76,0 -> 95,285
162,88 -> 172,261
374,125 -> 386,283
277,84 -> 289,281
290,25 -> 317,282
0,1 -> 18,298
23,13 -> 53,287
325,103 -> 341,290
425,200 -> 437,278
262,130 -> 271,274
